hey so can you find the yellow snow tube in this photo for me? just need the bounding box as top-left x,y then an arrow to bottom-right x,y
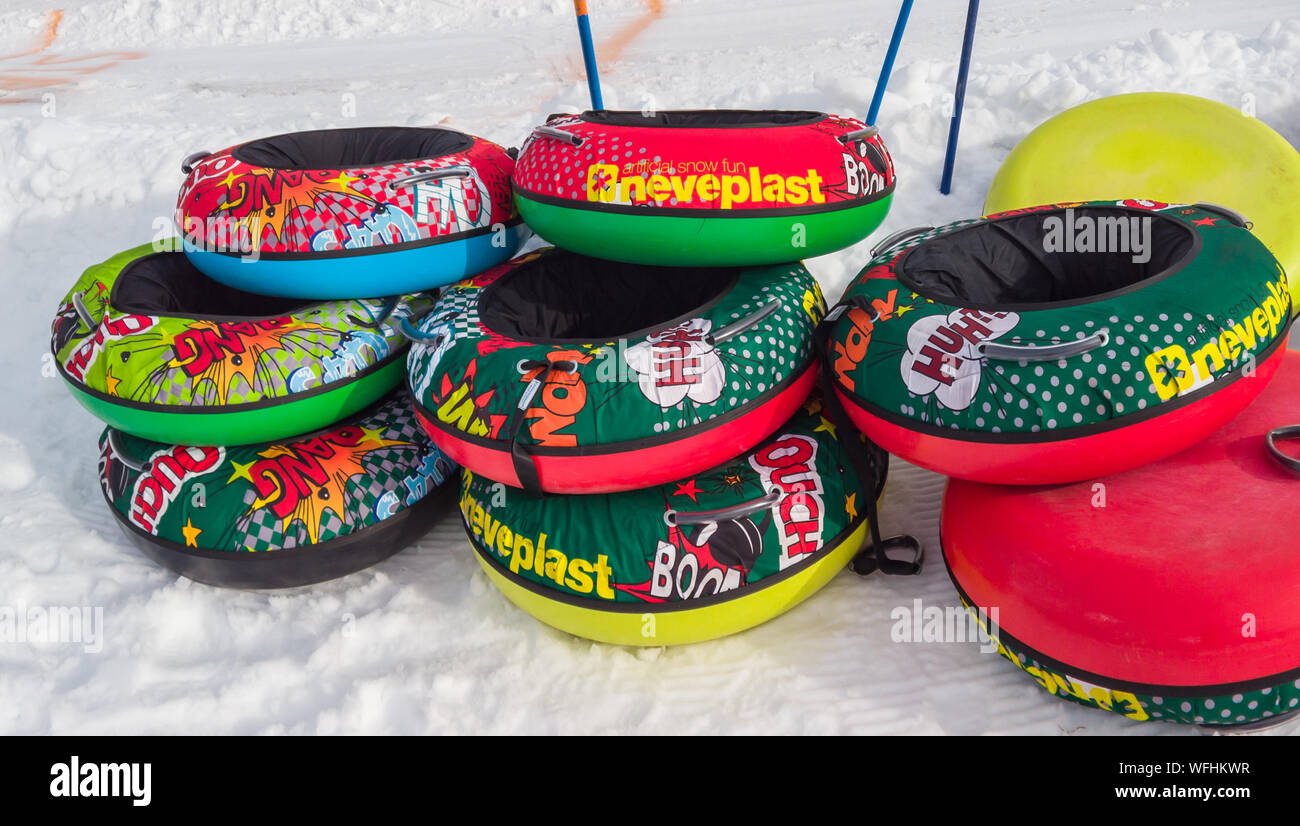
984,92 -> 1300,313
474,520 -> 870,647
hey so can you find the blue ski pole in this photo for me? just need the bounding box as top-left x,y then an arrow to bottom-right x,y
866,0 -> 914,126
574,1 -> 604,111
940,0 -> 980,194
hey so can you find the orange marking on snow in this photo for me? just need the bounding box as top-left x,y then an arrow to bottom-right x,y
0,9 -> 143,103
0,8 -> 62,61
596,0 -> 663,66
39,9 -> 63,50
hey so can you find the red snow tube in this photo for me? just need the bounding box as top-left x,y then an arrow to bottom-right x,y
941,350 -> 1300,728
512,110 -> 895,266
837,346 -> 1285,484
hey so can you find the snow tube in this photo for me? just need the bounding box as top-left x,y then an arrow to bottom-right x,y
825,200 -> 1291,484
512,110 -> 895,266
984,93 -> 1300,315
460,393 -> 908,645
100,390 -> 457,588
942,350 -> 1300,729
407,248 -> 824,493
53,242 -> 431,446
177,126 -> 528,299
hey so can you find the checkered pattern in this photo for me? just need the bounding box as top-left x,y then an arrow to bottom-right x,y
133,294 -> 430,407
431,285 -> 481,337
149,365 -> 211,405
181,138 -> 515,254
406,284 -> 482,379
232,395 -> 444,550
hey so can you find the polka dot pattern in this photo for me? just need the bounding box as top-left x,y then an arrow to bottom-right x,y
513,112 -> 895,210
410,251 -> 820,450
834,205 -> 1288,437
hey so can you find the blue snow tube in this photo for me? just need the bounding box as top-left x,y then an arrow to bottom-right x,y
176,126 -> 528,299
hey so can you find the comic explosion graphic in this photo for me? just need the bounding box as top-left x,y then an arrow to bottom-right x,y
233,426 -> 413,545
150,316 -> 338,405
207,168 -> 375,249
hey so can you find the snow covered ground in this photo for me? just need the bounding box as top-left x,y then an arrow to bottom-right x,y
2,0 -> 1298,735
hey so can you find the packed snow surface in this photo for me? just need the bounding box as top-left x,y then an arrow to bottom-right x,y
2,0 -> 1298,734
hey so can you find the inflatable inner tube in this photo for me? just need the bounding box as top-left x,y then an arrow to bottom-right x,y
984,92 -> 1300,315
54,242 -> 430,445
101,390 -> 457,588
407,248 -> 824,493
942,350 -> 1300,729
512,110 -> 895,266
178,126 -> 528,299
460,393 -> 905,645
826,200 -> 1291,484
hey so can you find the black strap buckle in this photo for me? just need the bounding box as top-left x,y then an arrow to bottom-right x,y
851,534 -> 923,577
812,309 -> 923,578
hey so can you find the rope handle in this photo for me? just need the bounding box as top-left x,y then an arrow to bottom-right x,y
386,165 -> 473,192
838,125 -> 880,144
822,294 -> 880,327
665,489 -> 782,526
396,305 -> 445,343
1266,426 -> 1300,475
105,430 -> 147,472
707,300 -> 781,345
531,125 -> 585,148
71,292 -> 99,331
514,359 -> 579,412
976,329 -> 1109,362
346,296 -> 401,331
181,151 -> 212,175
870,225 -> 933,257
1192,201 -> 1251,229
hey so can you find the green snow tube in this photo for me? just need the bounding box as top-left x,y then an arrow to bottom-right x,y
52,242 -> 433,445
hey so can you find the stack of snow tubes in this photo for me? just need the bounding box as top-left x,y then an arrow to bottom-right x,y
52,125 -> 527,587
823,196 -> 1298,730
406,108 -> 911,645
48,96 -> 1300,723
51,111 -> 910,624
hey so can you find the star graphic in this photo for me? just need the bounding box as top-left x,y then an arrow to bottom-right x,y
220,171 -> 241,189
359,426 -> 388,445
673,480 -> 702,502
894,304 -> 915,316
329,172 -> 360,188
181,517 -> 203,547
814,415 -> 838,440
844,492 -> 858,520
1193,217 -> 1218,227
227,460 -> 255,484
104,369 -> 121,396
